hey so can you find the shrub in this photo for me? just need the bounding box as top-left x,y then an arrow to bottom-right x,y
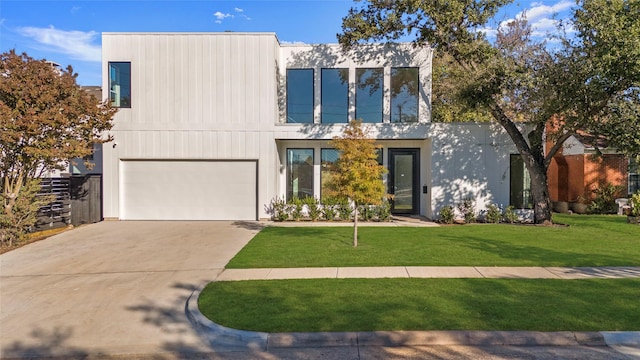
631,191 -> 640,217
359,205 -> 375,221
503,205 -> 519,223
304,196 -> 321,221
336,198 -> 352,221
485,204 -> 502,223
321,197 -> 338,221
0,179 -> 54,247
376,199 -> 392,222
439,205 -> 455,224
289,197 -> 305,221
457,197 -> 476,224
588,184 -> 623,214
268,196 -> 289,221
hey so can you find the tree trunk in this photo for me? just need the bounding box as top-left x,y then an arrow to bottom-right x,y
353,206 -> 358,247
528,161 -> 552,224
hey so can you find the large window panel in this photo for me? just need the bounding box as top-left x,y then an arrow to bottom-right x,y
321,148 -> 340,199
287,69 -> 314,123
321,68 -> 349,124
391,67 -> 419,123
356,68 -> 383,123
510,154 -> 532,208
109,62 -> 131,108
287,149 -> 314,200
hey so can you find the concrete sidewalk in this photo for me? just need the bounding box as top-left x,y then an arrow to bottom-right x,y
216,266 -> 640,281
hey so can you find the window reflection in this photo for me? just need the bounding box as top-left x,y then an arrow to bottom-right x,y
321,68 -> 349,123
356,68 -> 383,123
391,68 -> 419,123
287,69 -> 314,123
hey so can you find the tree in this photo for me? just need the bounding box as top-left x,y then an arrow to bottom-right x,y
338,0 -> 640,224
0,50 -> 116,245
326,120 -> 387,247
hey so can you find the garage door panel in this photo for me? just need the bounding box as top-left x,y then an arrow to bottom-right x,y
121,160 -> 256,220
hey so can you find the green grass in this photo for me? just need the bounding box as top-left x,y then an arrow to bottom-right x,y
199,278 -> 640,332
226,214 -> 640,268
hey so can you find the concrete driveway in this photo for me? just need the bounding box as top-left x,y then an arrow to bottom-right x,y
0,221 -> 261,358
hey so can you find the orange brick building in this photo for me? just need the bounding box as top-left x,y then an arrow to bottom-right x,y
547,134 -> 632,203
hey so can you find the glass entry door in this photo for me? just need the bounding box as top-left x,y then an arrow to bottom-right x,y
389,149 -> 420,214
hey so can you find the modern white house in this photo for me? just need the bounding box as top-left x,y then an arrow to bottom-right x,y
101,32 -> 528,221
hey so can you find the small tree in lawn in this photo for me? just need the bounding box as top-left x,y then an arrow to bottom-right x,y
0,50 -> 116,246
325,120 -> 387,247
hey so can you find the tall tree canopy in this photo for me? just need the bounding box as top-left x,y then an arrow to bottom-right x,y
0,50 -> 116,243
339,0 -> 640,224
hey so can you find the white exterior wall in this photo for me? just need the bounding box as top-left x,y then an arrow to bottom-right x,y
102,32 -> 520,221
102,33 -> 281,219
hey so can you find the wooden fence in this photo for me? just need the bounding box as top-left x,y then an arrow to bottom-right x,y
35,175 -> 102,231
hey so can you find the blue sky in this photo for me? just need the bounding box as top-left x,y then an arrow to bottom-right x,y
0,0 -> 575,85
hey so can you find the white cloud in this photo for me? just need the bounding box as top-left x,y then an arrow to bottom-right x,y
18,26 -> 100,62
213,11 -> 233,24
517,0 -> 573,23
70,6 -> 80,14
483,0 -> 575,41
234,7 -> 243,13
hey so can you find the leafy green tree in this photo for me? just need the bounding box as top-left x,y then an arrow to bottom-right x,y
326,120 -> 387,246
0,50 -> 116,245
338,0 -> 640,224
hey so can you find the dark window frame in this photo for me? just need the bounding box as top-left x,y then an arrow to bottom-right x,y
390,67 -> 419,123
286,148 -> 314,201
108,62 -> 131,108
321,68 -> 349,124
355,68 -> 384,123
286,68 -> 315,124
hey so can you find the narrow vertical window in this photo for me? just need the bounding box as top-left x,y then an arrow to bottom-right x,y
356,68 -> 383,123
510,154 -> 532,208
287,149 -> 314,200
391,67 -> 419,123
286,69 -> 314,123
108,62 -> 131,108
321,68 -> 349,123
321,148 -> 340,200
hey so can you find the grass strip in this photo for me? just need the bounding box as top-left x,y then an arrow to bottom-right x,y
199,278 -> 640,333
226,215 -> 640,268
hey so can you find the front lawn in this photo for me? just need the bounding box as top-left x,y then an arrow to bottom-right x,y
199,278 -> 640,332
226,214 -> 640,268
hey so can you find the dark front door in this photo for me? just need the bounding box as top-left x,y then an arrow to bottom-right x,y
389,149 -> 420,214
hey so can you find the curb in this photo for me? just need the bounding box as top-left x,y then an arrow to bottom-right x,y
185,284 -> 638,350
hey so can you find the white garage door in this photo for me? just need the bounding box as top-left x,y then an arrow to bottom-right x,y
121,160 -> 257,220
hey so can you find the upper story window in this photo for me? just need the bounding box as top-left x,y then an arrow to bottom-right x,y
391,67 -> 419,123
321,68 -> 349,124
356,68 -> 383,123
286,69 -> 314,123
108,62 -> 131,108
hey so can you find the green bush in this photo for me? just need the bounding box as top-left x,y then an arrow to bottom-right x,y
485,204 -> 502,223
289,197 -> 305,221
631,192 -> 640,217
359,205 -> 375,222
439,205 -> 455,224
321,197 -> 338,221
588,184 -> 623,214
304,196 -> 321,221
376,199 -> 392,222
0,179 -> 54,247
503,205 -> 519,223
336,198 -> 352,221
457,197 -> 476,224
269,196 -> 289,221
